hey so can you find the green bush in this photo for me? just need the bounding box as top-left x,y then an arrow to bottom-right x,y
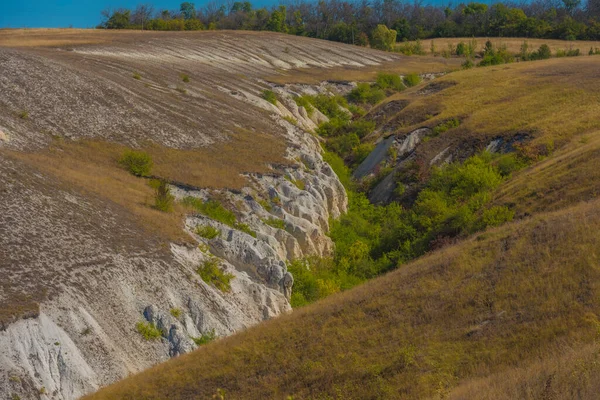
263,217 -> 286,230
133,71 -> 141,80
181,73 -> 190,83
119,150 -> 153,177
348,83 -> 386,104
262,89 -> 278,105
375,73 -> 405,91
197,257 -> 234,292
396,39 -> 425,55
195,224 -> 221,239
182,197 -> 237,226
309,94 -> 349,119
154,180 -> 174,212
170,308 -> 182,318
136,321 -> 162,340
479,42 -> 514,66
403,73 -> 422,87
191,330 -> 216,346
233,222 -> 257,237
18,110 -> 29,119
432,118 -> 460,136
294,96 -> 315,116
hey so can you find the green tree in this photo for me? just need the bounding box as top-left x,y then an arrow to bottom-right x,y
180,2 -> 196,20
266,6 -> 288,33
370,24 -> 397,51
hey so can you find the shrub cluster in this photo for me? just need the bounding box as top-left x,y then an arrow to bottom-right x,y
291,152 -> 524,307
182,197 -> 256,237
197,257 -> 234,292
136,321 -> 162,340
119,150 -> 153,177
261,89 -> 277,105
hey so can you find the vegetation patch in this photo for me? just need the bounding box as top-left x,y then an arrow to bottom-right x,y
135,321 -> 162,341
262,217 -> 286,230
261,89 -> 277,105
119,150 -> 153,177
403,73 -> 422,87
196,257 -> 234,292
195,224 -> 220,239
182,197 -> 257,237
191,330 -> 216,346
153,180 -> 174,212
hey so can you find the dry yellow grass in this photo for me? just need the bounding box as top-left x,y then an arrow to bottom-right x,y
372,57 -> 600,163
408,37 -> 600,55
85,197 -> 600,399
4,132 -> 286,243
266,57 -> 462,85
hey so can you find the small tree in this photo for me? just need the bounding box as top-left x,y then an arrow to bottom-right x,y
119,150 -> 153,176
370,25 -> 397,51
154,180 -> 174,212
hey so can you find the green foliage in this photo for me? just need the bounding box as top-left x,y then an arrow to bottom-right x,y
132,71 -> 141,80
323,151 -> 353,189
286,176 -> 306,190
136,321 -> 162,340
17,110 -> 29,119
191,330 -> 217,346
262,89 -> 277,105
154,180 -> 174,212
375,73 -> 406,91
182,197 -> 237,226
432,118 -> 460,136
283,116 -> 298,126
181,73 -> 190,83
479,41 -> 515,66
396,39 -> 425,55
348,83 -> 386,104
307,94 -> 349,119
262,217 -> 286,230
293,152 -> 524,307
119,150 -> 153,177
170,308 -> 182,318
195,225 -> 221,239
371,24 -> 397,51
197,257 -> 234,292
403,73 -> 422,87
294,96 -> 314,116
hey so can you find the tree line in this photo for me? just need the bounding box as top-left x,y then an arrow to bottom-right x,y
99,0 -> 600,49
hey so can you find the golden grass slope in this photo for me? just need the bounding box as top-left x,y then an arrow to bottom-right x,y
86,191 -> 600,400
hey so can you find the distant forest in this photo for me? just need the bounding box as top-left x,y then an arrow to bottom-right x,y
99,0 -> 600,48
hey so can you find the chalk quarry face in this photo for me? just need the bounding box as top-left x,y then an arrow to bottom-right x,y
0,30 -> 414,399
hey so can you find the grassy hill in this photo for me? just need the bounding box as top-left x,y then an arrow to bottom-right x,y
85,54 -> 600,399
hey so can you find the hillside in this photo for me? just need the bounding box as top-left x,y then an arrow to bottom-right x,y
86,53 -> 600,399
0,29 -> 461,399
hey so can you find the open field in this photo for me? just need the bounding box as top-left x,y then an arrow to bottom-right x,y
404,36 -> 600,55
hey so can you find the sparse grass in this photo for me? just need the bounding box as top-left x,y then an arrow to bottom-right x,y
175,85 -> 187,94
153,180 -> 174,212
191,330 -> 216,346
258,199 -> 272,212
135,321 -> 162,341
86,198 -> 600,400
118,150 -> 153,177
283,115 -> 298,126
180,73 -> 190,83
182,197 -> 256,237
196,257 -> 234,292
262,217 -> 286,230
285,176 -> 305,191
195,224 -> 220,239
170,308 -> 182,319
132,71 -> 141,80
261,89 -> 277,105
17,110 -> 29,119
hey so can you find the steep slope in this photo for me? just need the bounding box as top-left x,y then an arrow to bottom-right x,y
0,30 -> 457,399
85,55 -> 600,399
85,190 -> 600,400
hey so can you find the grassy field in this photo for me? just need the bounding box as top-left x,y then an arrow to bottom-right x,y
403,37 -> 600,56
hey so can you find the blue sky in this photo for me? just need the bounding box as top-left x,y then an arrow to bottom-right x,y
1,0 -> 244,28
